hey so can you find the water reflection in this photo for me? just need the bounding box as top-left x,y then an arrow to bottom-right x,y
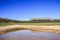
0,30 -> 60,40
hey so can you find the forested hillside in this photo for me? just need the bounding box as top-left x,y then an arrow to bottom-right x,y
0,18 -> 20,23
0,18 -> 60,23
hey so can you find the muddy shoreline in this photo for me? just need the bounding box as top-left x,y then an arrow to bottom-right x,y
0,25 -> 60,34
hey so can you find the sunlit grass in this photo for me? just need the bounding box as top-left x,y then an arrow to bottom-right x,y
0,22 -> 16,27
18,22 -> 60,26
0,22 -> 60,27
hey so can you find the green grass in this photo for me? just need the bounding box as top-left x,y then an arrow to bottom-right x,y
0,22 -> 60,27
0,22 -> 16,27
18,22 -> 60,26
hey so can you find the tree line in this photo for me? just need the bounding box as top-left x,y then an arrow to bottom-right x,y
0,18 -> 60,23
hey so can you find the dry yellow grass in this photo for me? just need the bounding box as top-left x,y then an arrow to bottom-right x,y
0,25 -> 60,34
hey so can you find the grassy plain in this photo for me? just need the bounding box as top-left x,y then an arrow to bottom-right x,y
18,22 -> 60,26
0,22 -> 60,27
0,22 -> 60,34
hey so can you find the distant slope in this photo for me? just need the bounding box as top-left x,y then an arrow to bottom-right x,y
0,18 -> 60,23
0,18 -> 21,23
0,18 -> 60,26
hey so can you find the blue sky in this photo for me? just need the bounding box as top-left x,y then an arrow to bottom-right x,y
0,0 -> 60,20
